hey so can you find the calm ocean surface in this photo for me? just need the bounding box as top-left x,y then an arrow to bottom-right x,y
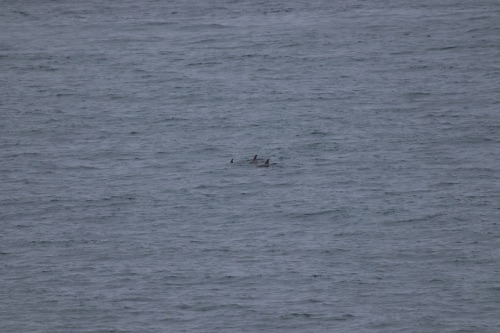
1,0 -> 499,332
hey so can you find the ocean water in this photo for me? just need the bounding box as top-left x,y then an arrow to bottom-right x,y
1,0 -> 499,332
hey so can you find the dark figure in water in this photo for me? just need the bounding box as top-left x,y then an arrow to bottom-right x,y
257,159 -> 269,167
230,159 -> 234,163
249,155 -> 258,164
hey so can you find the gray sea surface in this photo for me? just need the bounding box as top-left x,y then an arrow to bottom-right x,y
1,0 -> 499,332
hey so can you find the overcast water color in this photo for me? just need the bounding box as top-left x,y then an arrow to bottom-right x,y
1,0 -> 499,332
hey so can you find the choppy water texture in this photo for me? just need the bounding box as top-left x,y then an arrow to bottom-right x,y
1,0 -> 499,332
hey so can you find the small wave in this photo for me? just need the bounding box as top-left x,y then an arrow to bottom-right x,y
280,313 -> 314,319
186,61 -> 221,67
14,11 -> 31,17
144,21 -> 176,27
427,46 -> 459,51
383,213 -> 445,224
179,23 -> 229,31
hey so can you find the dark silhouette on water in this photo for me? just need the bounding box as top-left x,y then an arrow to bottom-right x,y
257,159 -> 270,167
230,155 -> 272,167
